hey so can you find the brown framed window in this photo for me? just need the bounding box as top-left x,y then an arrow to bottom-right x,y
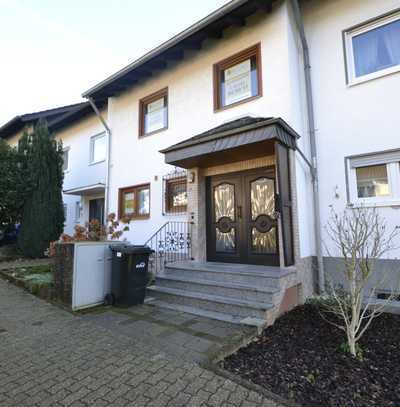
118,184 -> 150,219
139,88 -> 168,137
213,43 -> 262,111
165,177 -> 188,214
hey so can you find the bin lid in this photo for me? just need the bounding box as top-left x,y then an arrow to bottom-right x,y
110,244 -> 154,254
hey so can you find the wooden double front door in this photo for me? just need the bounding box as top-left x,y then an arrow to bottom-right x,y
206,167 -> 280,266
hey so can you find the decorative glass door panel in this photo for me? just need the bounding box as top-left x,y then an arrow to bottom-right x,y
207,168 -> 279,266
214,183 -> 236,252
249,177 -> 277,254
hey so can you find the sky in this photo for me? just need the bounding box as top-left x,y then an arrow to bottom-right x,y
0,0 -> 229,126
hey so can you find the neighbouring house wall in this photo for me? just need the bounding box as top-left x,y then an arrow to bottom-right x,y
3,113 -> 107,236
54,111 -> 107,235
107,1 -> 314,264
303,0 -> 400,288
5,128 -> 30,147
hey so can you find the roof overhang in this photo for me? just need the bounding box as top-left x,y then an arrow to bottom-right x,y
63,183 -> 105,196
0,102 -> 90,140
161,117 -> 299,169
82,0 -> 274,99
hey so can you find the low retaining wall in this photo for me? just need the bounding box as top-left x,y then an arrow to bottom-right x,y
0,267 -> 54,302
53,243 -> 74,308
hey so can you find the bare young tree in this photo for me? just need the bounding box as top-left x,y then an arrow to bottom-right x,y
323,207 -> 399,358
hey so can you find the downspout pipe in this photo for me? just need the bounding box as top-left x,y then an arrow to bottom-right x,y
87,97 -> 111,226
290,0 -> 325,293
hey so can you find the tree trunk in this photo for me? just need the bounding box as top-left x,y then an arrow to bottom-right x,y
348,331 -> 356,357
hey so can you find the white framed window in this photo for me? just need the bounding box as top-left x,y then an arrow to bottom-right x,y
139,88 -> 168,137
346,150 -> 400,207
90,132 -> 106,164
75,201 -> 81,223
345,11 -> 400,85
62,148 -> 70,172
63,204 -> 68,221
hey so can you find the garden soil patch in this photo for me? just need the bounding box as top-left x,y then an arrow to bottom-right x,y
221,305 -> 400,407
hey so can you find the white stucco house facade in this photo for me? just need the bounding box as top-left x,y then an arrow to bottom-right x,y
2,0 -> 400,325
0,102 -> 108,236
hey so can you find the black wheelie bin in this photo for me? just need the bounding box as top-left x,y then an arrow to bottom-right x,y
108,245 -> 154,307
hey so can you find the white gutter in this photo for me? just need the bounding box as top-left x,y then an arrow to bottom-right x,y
290,0 -> 325,293
87,97 -> 111,225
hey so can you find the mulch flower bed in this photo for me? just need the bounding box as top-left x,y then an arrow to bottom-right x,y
221,304 -> 400,406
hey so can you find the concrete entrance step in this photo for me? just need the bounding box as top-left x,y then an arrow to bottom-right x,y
156,274 -> 280,303
145,298 -> 267,329
164,261 -> 295,288
147,285 -> 273,319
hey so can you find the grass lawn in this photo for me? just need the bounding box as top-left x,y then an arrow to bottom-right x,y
0,264 -> 53,296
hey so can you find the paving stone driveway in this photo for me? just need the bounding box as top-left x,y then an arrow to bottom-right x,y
83,303 -> 256,365
0,280 -> 281,407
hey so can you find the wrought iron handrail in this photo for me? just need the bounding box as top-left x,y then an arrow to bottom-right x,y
144,221 -> 193,275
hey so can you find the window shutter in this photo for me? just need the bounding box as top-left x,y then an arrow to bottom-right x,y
276,142 -> 294,266
350,150 -> 400,168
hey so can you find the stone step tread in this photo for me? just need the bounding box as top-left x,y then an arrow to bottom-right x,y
145,298 -> 268,328
165,261 -> 295,279
156,274 -> 280,293
147,285 -> 274,310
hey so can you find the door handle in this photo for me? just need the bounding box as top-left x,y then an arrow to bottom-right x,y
237,206 -> 242,219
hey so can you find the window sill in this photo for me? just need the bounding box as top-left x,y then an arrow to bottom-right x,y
89,159 -> 106,166
120,215 -> 150,221
163,211 -> 187,216
348,200 -> 400,209
347,65 -> 400,87
139,126 -> 168,139
214,94 -> 262,113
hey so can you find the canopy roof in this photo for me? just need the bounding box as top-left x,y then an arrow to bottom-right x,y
161,116 -> 299,168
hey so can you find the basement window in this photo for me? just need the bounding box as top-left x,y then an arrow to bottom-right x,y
213,43 -> 262,110
376,292 -> 400,301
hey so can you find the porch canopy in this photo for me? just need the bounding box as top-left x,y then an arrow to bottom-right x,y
160,117 -> 299,168
63,183 -> 105,196
161,116 -> 299,267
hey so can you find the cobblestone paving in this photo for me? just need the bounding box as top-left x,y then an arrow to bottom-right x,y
0,280 -> 281,407
83,304 -> 255,364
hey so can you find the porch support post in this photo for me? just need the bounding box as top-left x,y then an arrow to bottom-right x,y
186,168 -> 207,262
276,142 -> 295,267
